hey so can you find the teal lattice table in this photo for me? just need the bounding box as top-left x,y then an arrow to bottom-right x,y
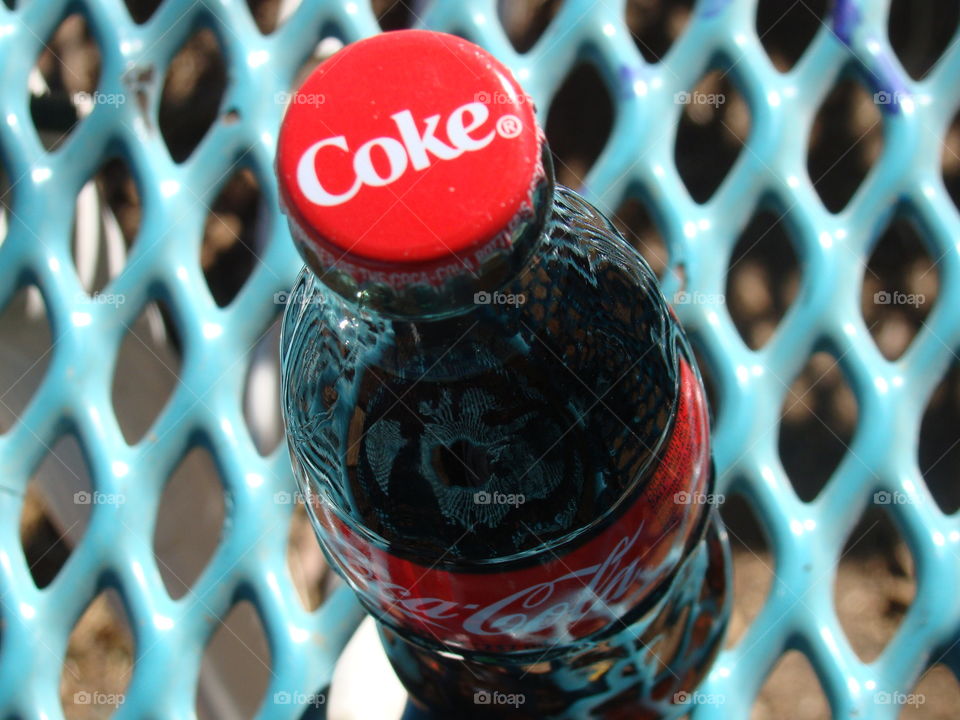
1,0 -> 959,718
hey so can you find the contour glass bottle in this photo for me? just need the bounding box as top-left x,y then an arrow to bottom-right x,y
276,29 -> 730,719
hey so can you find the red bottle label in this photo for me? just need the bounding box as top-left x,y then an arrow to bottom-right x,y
311,359 -> 710,653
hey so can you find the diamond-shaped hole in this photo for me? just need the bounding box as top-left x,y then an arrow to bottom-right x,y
944,109 -> 960,212
860,210 -> 939,361
159,28 -> 227,163
546,61 -> 613,189
719,492 -> 774,649
756,0 -> 829,72
497,0 -> 562,53
288,31 -> 346,102
752,651 -> 831,719
889,0 -> 960,80
725,205 -> 800,350
112,301 -> 181,445
29,13 -> 101,151
124,0 -> 162,24
247,0 -> 283,34
689,341 -> 720,423
20,485 -> 73,589
674,69 -> 752,203
625,0 -> 693,64
154,446 -> 225,600
287,500 -> 330,612
60,589 -> 135,718
919,361 -> 960,514
329,618 -> 406,717
243,313 -> 283,455
197,601 -> 272,719
0,285 -> 52,435
903,664 -> 960,718
20,434 -> 92,588
202,167 -> 265,307
373,0 -> 426,31
611,192 -> 669,279
72,156 -> 141,296
807,78 -> 884,213
779,351 -> 858,502
834,505 -> 915,662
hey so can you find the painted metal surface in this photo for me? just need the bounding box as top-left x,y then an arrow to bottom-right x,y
0,0 -> 958,717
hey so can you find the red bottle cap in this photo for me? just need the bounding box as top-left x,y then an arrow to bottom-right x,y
276,30 -> 546,296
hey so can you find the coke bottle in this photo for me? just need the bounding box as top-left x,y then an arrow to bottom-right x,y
276,29 -> 730,719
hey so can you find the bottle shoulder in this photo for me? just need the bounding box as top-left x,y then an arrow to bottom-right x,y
282,185 -> 673,374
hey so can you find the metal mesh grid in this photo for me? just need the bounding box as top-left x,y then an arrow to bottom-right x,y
0,0 -> 958,717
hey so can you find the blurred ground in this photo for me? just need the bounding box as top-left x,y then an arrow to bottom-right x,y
11,0 -> 960,718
